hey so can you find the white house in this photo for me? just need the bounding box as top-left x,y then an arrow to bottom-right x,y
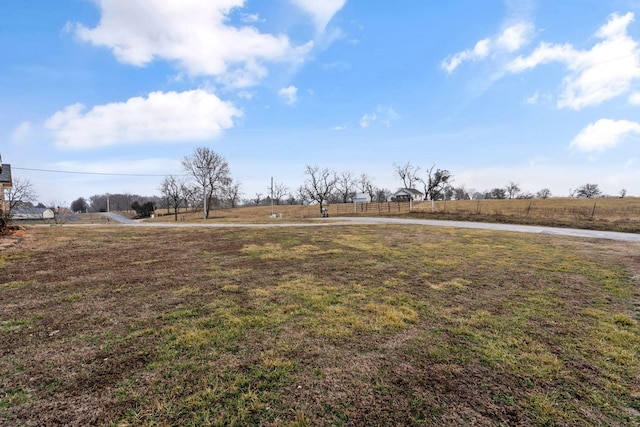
391,188 -> 424,202
11,207 -> 55,221
353,193 -> 372,203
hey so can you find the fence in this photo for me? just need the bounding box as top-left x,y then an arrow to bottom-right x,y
332,201 -> 411,216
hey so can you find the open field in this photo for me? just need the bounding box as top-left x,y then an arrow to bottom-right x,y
143,198 -> 640,233
1,224 -> 639,426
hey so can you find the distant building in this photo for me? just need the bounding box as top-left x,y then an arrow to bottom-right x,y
391,188 -> 424,202
11,207 -> 55,221
0,154 -> 13,214
353,193 -> 371,203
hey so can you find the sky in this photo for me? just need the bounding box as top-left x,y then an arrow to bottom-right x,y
2,0 -> 640,204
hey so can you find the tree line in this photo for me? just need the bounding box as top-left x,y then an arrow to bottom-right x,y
53,151 -> 626,222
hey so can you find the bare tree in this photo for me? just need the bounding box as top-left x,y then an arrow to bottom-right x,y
302,165 -> 338,215
620,188 -> 627,198
375,187 -> 392,203
182,147 -> 230,219
422,166 -> 453,201
358,173 -> 376,202
159,175 -> 185,221
536,188 -> 552,199
394,162 -> 420,189
270,181 -> 289,205
575,183 -> 601,198
223,179 -> 242,208
70,197 -> 88,213
254,193 -> 263,205
490,188 -> 507,199
335,171 -> 356,203
5,177 -> 37,218
505,182 -> 520,199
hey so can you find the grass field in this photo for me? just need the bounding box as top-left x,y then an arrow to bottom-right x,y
1,223 -> 639,426
144,197 -> 640,233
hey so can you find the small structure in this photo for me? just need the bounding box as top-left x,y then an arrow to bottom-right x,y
353,193 -> 371,203
0,155 -> 12,214
11,207 -> 55,221
391,188 -> 424,202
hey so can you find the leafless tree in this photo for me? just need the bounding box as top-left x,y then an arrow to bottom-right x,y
422,165 -> 453,201
254,193 -> 263,205
335,171 -> 356,203
5,177 -> 37,218
223,179 -> 242,208
182,147 -> 230,219
159,175 -> 185,221
505,182 -> 521,199
536,188 -> 552,199
358,173 -> 376,202
270,181 -> 289,205
302,165 -> 338,215
394,162 -> 420,189
575,183 -> 601,198
620,188 -> 627,198
375,188 -> 392,203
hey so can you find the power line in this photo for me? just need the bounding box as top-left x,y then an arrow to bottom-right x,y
13,167 -> 186,177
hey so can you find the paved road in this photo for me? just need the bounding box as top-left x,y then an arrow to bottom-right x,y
100,213 -> 640,243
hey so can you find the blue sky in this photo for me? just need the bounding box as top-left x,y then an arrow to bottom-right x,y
2,0 -> 640,204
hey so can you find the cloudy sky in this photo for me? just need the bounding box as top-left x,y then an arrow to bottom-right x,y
2,0 -> 640,204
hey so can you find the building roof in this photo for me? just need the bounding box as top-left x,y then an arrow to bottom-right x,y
0,163 -> 12,186
393,188 -> 423,196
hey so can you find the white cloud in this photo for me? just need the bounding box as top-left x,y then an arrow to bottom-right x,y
290,0 -> 347,33
508,12 -> 640,109
496,22 -> 534,52
359,105 -> 400,129
73,0 -> 313,88
442,22 -> 534,73
44,89 -> 242,149
359,112 -> 376,129
570,118 -> 640,153
525,91 -> 539,104
629,92 -> 640,105
278,85 -> 298,105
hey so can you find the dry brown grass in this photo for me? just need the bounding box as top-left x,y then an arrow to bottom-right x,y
1,224 -> 639,426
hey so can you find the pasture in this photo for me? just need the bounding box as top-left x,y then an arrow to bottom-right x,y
148,197 -> 640,233
1,224 -> 639,426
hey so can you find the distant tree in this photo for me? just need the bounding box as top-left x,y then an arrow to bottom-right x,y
422,166 -> 453,200
375,188 -> 392,203
505,182 -> 520,199
335,171 -> 356,203
254,193 -> 263,205
224,179 -> 242,208
394,162 -> 420,189
182,146 -> 230,219
270,181 -> 288,205
5,177 -> 37,218
575,183 -> 601,198
302,165 -> 338,215
490,188 -> 507,199
296,185 -> 309,205
358,173 -> 376,202
536,188 -> 552,199
132,201 -> 155,218
159,175 -> 185,221
620,188 -> 627,198
70,197 -> 88,213
452,187 -> 470,200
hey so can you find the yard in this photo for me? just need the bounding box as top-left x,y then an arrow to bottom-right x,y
1,224 -> 639,426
